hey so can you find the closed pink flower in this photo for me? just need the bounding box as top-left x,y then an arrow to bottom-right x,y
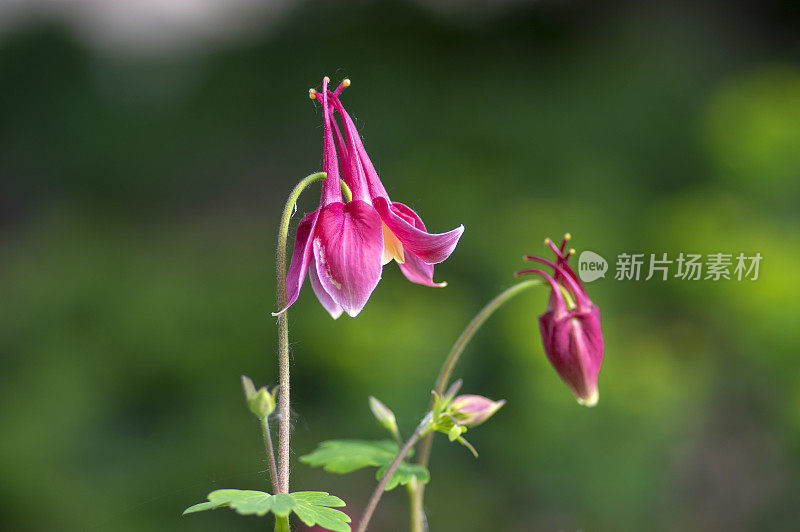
516,235 -> 604,406
449,395 -> 506,427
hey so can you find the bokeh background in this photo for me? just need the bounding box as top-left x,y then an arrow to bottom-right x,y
2,1 -> 800,530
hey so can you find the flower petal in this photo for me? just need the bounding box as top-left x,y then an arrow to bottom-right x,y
309,258 -> 343,319
277,210 -> 318,315
397,251 -> 447,287
373,198 -> 464,265
312,200 -> 384,317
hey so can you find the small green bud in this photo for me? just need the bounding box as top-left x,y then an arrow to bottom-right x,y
368,396 -> 399,438
241,375 -> 276,418
248,387 -> 276,418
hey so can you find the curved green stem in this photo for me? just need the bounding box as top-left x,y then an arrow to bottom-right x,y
410,279 -> 543,531
273,172 -> 351,498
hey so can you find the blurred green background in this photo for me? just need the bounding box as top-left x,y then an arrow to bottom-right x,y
2,1 -> 800,530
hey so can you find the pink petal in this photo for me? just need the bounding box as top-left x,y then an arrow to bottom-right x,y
398,252 -> 447,287
277,210 -> 318,314
374,198 -> 464,265
312,200 -> 384,317
309,259 -> 343,319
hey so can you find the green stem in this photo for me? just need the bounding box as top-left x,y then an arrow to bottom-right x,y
261,416 -> 279,494
272,172 -> 351,499
407,479 -> 424,532
275,515 -> 290,532
411,279 -> 543,531
358,429 -> 423,532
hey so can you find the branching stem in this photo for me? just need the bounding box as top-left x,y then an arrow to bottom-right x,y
410,279 -> 543,531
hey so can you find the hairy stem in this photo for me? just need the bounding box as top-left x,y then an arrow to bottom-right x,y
411,279 -> 543,530
275,172 -> 325,494
273,172 -> 352,498
261,416 -> 279,494
358,429 -> 423,532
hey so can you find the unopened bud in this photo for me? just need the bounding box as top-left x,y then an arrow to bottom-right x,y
249,387 -> 276,418
241,375 -> 276,418
369,396 -> 399,438
449,395 -> 505,427
517,234 -> 604,407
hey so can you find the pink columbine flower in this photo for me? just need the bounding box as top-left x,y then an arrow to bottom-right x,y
515,234 -> 604,406
321,81 -> 464,289
281,77 -> 464,318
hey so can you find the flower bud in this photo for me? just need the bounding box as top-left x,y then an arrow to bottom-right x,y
516,235 -> 604,407
241,375 -> 276,418
539,307 -> 602,406
448,395 -> 506,427
368,396 -> 399,438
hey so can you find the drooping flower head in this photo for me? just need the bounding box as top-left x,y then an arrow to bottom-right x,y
321,88 -> 464,288
515,234 -> 604,406
280,77 -> 384,319
280,77 -> 464,319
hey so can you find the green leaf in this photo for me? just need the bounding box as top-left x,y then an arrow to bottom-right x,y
300,439 -> 429,491
269,493 -> 295,518
183,489 -> 351,532
182,501 -> 219,515
292,492 -> 350,532
376,462 -> 431,491
300,439 -> 398,473
208,489 -> 272,516
292,491 -> 346,507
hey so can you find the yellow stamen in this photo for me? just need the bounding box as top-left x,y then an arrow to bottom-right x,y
564,233 -> 572,241
568,248 -> 576,255
342,78 -> 351,87
544,238 -> 551,245
308,88 -> 317,100
323,76 -> 330,83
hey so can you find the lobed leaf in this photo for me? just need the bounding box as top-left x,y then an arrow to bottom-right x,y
300,439 -> 429,491
183,489 -> 351,532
